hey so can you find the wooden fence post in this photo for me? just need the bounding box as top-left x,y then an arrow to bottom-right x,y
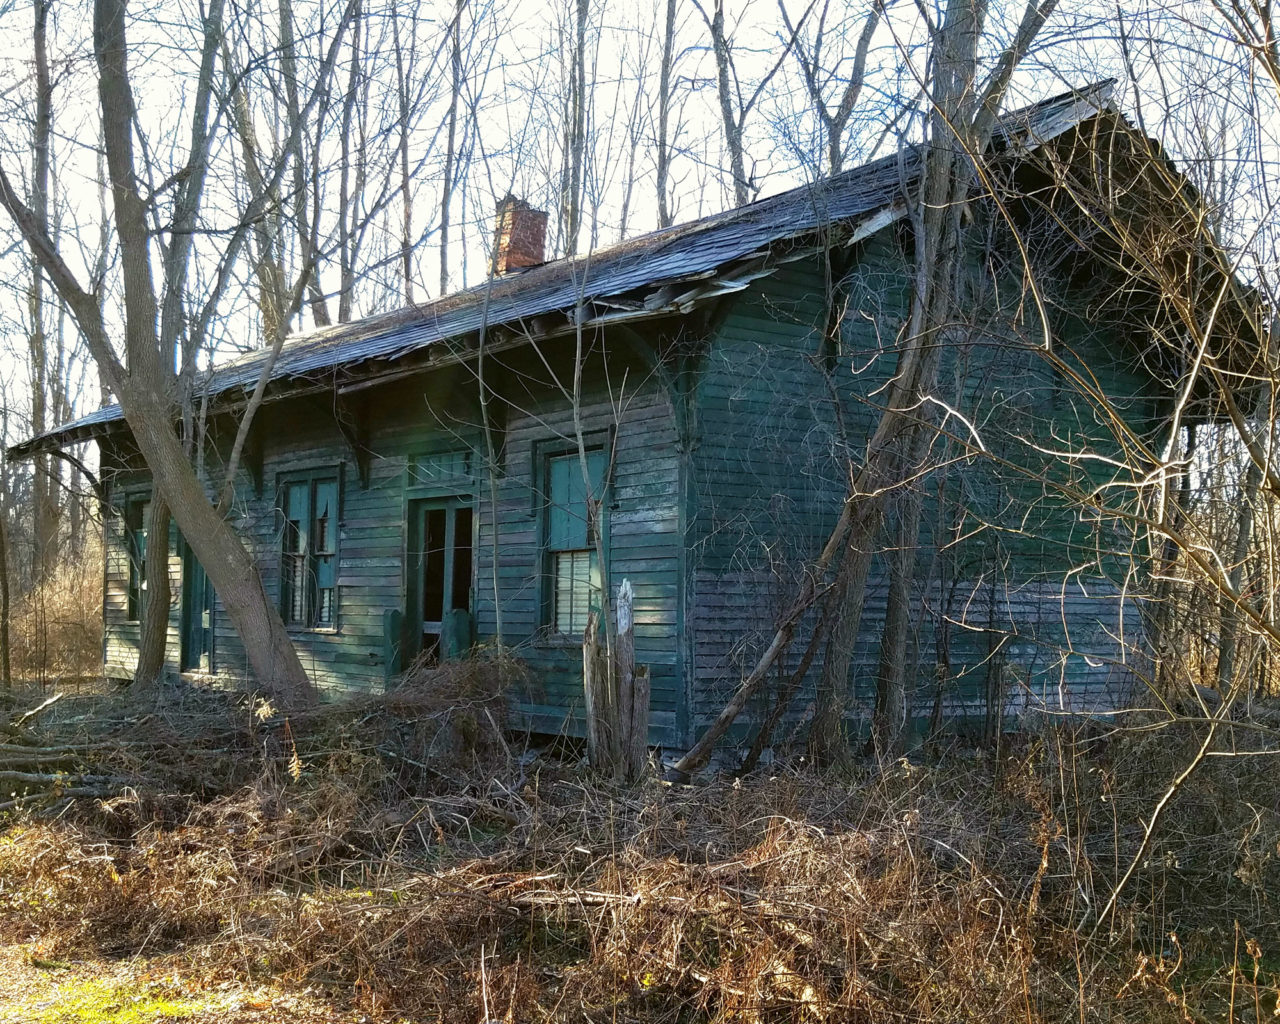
615,580 -> 650,781
616,579 -> 635,766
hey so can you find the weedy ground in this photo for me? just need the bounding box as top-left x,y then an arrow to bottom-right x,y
0,660 -> 1278,1023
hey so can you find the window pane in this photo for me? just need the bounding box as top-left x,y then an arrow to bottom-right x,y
313,480 -> 337,555
451,506 -> 473,611
423,508 -> 447,623
280,474 -> 339,628
284,483 -> 308,552
553,549 -> 598,634
314,553 -> 335,627
285,552 -> 306,624
126,499 -> 149,621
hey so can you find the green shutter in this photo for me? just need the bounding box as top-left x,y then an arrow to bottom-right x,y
313,479 -> 338,553
548,450 -> 606,551
284,482 -> 308,551
585,449 -> 606,508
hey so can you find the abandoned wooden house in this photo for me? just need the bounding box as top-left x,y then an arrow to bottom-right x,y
11,81 -> 1233,746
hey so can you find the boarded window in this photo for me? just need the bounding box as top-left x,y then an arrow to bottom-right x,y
409,449 -> 472,488
281,473 -> 339,628
545,450 -> 606,635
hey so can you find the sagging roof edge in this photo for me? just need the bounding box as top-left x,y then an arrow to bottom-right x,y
6,222 -> 893,461
7,81 -> 1116,462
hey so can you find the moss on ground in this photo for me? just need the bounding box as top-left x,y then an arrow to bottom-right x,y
25,977 -> 200,1024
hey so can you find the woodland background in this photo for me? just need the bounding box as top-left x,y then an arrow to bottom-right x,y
0,1 -> 1277,1019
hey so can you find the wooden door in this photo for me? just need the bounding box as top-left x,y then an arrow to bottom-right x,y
180,541 -> 213,672
409,498 -> 474,664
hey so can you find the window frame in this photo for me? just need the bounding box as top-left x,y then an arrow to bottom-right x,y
536,438 -> 611,639
122,492 -> 151,623
277,466 -> 342,632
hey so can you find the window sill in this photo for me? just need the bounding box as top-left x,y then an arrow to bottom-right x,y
286,626 -> 340,636
532,631 -> 586,649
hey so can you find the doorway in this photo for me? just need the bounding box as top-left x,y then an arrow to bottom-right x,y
408,498 -> 474,664
180,541 -> 214,672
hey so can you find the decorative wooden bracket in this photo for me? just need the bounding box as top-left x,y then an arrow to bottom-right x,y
243,421 -> 265,499
333,393 -> 372,489
613,322 -> 705,453
44,448 -> 106,502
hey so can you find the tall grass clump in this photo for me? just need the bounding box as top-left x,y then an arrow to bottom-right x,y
8,536 -> 102,685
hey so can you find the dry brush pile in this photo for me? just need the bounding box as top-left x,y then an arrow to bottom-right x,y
0,668 -> 1278,1023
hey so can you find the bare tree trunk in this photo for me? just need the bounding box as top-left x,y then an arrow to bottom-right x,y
122,401 -> 317,707
1217,458 -> 1263,696
28,0 -> 57,584
707,0 -> 749,207
808,527 -> 877,763
67,458 -> 84,554
655,0 -> 678,228
391,2 -> 416,304
560,0 -> 589,256
337,0 -> 363,323
981,566 -> 1006,750
871,493 -> 923,758
1150,423 -> 1196,697
440,0 -> 464,294
278,0 -> 331,326
779,0 -> 885,175
742,605 -> 828,772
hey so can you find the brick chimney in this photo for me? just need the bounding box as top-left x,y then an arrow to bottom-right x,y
492,195 -> 548,274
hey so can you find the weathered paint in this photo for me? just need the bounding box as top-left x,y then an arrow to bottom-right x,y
100,342 -> 686,742
98,217 -> 1167,748
685,235 -> 1164,737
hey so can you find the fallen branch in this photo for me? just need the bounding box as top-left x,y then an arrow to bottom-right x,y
13,692 -> 63,728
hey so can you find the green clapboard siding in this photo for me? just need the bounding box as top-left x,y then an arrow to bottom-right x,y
686,237 -> 1162,736
98,353 -> 685,745
95,218 -> 1165,750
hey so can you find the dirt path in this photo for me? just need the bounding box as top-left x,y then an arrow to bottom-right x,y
0,944 -> 369,1024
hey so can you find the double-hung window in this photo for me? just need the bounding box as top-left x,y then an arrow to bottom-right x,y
544,449 -> 607,635
124,496 -> 150,622
280,472 -> 339,629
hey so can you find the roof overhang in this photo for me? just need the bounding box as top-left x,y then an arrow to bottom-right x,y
8,81 -> 1118,461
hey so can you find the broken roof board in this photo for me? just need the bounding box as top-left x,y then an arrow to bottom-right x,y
10,82 -> 1114,457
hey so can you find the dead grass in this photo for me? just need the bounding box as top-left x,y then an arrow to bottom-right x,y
0,944 -> 359,1024
8,539 -> 103,686
1,677 -> 1278,1022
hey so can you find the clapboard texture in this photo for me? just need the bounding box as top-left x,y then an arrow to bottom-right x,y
96,347 -> 685,741
684,238 -> 1164,737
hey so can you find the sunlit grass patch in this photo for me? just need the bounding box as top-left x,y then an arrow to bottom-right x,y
26,977 -> 201,1024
